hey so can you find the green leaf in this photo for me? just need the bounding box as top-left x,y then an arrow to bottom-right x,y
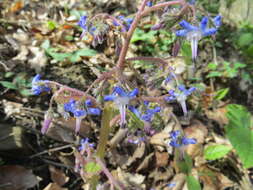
70,48 -> 97,62
204,144 -> 232,160
47,20 -> 57,30
176,152 -> 193,174
225,104 -> 253,168
131,28 -> 157,43
207,63 -> 218,70
19,89 -> 32,96
214,88 -> 229,100
186,175 -> 201,190
4,72 -> 14,78
84,162 -> 101,173
0,81 -> 18,89
207,71 -> 222,78
238,33 -> 253,47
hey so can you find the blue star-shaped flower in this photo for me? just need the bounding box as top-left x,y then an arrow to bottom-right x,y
176,16 -> 221,60
165,85 -> 196,116
78,15 -> 88,39
31,74 -> 50,95
64,99 -> 100,133
104,86 -> 138,126
169,130 -> 197,148
129,102 -> 161,122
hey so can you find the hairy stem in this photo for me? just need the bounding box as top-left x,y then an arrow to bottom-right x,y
117,0 -> 149,70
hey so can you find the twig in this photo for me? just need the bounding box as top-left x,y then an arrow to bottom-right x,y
29,144 -> 74,158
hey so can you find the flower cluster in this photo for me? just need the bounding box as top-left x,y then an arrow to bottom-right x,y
128,102 -> 161,122
175,15 -> 222,60
113,15 -> 134,30
79,138 -> 95,152
169,130 -> 196,148
104,86 -> 138,126
31,74 -> 50,95
64,99 -> 101,133
165,85 -> 196,116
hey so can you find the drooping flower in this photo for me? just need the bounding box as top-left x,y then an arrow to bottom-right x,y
79,138 -> 95,152
175,16 -> 221,60
41,110 -> 53,134
146,1 -> 153,7
104,86 -> 138,126
165,85 -> 196,116
64,99 -> 100,133
128,103 -> 161,123
169,130 -> 196,148
113,16 -> 134,31
31,74 -> 50,95
78,15 -> 88,39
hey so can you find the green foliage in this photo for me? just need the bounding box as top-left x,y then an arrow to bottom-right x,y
127,110 -> 144,131
207,61 -> 246,78
84,162 -> 102,173
186,175 -> 202,190
46,20 -> 57,30
204,144 -> 232,160
214,88 -> 229,100
131,28 -> 175,56
41,40 -> 97,63
176,151 -> 193,174
180,41 -> 192,64
225,104 -> 253,168
235,24 -> 253,58
0,72 -> 32,96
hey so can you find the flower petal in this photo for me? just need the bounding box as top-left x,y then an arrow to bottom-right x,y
175,29 -> 188,37
179,20 -> 197,30
104,94 -> 117,101
200,16 -> 208,31
128,88 -> 138,98
203,28 -> 217,37
88,108 -> 101,115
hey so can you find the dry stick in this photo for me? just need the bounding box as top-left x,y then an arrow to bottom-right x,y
29,144 -> 74,158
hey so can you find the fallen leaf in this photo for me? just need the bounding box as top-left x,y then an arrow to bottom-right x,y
29,47 -> 47,73
155,151 -> 169,167
43,183 -> 68,190
0,165 -> 38,190
205,107 -> 228,126
49,166 -> 69,187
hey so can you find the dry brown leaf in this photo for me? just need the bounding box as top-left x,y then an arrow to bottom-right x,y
9,1 -> 24,13
0,165 -> 38,190
43,183 -> 68,190
125,143 -> 145,167
155,151 -> 169,167
184,120 -> 208,158
205,107 -> 228,125
49,166 -> 69,187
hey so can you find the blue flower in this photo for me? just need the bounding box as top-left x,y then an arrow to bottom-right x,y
169,130 -> 196,148
165,85 -> 196,116
115,16 -> 134,30
31,74 -> 50,95
129,103 -> 161,122
79,138 -> 95,151
78,15 -> 88,38
104,86 -> 138,126
213,15 -> 222,28
188,0 -> 195,5
64,99 -> 100,133
175,16 -> 221,60
146,1 -> 153,7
